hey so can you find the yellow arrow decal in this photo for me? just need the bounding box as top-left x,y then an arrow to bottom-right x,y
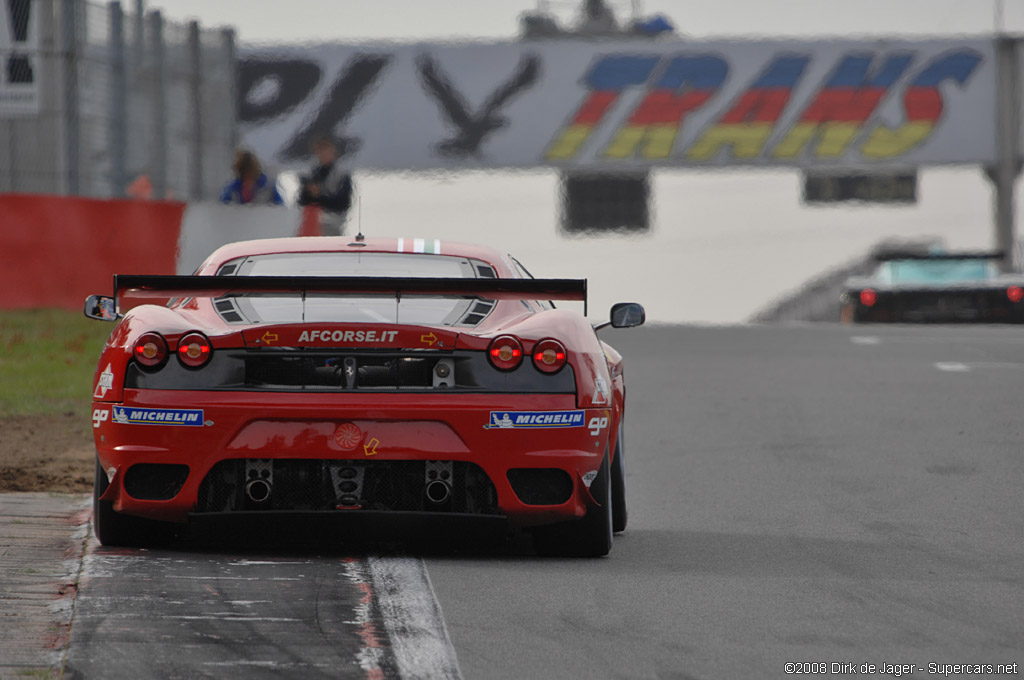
261,331 -> 279,345
420,332 -> 438,346
364,437 -> 380,456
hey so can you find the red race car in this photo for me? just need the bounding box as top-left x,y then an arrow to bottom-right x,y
85,236 -> 644,556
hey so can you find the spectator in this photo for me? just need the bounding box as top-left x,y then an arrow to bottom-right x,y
220,150 -> 283,205
126,173 -> 153,200
298,137 -> 353,236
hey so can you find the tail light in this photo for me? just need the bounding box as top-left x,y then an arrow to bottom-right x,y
859,289 -> 877,307
532,339 -> 567,374
1007,286 -> 1023,303
488,335 -> 523,371
177,332 -> 212,368
133,332 -> 168,368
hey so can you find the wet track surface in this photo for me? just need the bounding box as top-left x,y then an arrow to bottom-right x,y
55,324 -> 1024,678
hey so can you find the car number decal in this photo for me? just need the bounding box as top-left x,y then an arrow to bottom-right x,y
588,416 -> 608,436
92,408 -> 109,428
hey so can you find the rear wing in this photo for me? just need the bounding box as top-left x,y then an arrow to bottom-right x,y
114,275 -> 588,314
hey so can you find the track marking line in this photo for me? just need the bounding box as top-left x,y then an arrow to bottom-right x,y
854,334 -> 1023,345
935,361 -> 1024,372
850,336 -> 880,345
369,557 -> 464,680
935,362 -> 970,372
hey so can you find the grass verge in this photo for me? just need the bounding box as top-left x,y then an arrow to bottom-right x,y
0,309 -> 112,418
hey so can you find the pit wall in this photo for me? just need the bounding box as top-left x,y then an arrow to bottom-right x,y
0,195 -> 314,310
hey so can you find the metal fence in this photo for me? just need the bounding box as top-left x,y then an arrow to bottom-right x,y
0,0 -> 236,200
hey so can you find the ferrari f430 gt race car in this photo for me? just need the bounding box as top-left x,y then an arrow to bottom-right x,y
85,237 -> 644,556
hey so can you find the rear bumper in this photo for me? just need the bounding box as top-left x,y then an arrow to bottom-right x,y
93,389 -> 613,529
850,292 -> 1024,324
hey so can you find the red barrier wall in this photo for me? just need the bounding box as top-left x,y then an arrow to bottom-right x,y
0,194 -> 185,311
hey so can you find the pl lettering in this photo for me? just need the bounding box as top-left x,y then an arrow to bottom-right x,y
237,55 -> 392,162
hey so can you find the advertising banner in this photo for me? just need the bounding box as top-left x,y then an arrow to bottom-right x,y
239,38 -> 997,171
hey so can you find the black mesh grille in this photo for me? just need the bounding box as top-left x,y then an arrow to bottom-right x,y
245,354 -> 437,390
124,464 -> 190,501
507,468 -> 574,505
195,459 -> 500,515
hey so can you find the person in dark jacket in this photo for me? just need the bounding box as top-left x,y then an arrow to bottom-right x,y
298,137 -> 353,235
220,150 -> 283,205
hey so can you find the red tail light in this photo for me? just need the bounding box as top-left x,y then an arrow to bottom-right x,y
133,332 -> 168,368
532,339 -> 567,374
488,335 -> 523,371
1007,286 -> 1023,303
177,332 -> 212,368
859,289 -> 877,307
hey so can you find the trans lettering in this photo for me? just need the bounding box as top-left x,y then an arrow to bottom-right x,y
547,49 -> 983,161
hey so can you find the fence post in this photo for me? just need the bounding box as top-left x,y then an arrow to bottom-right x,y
149,9 -> 167,199
222,28 -> 238,154
188,21 -> 203,200
133,0 -> 144,71
109,1 -> 126,197
61,0 -> 81,195
993,37 -> 1021,271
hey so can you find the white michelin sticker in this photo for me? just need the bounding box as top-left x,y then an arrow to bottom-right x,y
484,410 -> 586,430
94,364 -> 114,398
92,408 -> 109,428
112,406 -> 204,426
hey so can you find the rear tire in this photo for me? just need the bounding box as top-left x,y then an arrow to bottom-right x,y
611,429 -> 628,533
533,451 -> 613,558
93,458 -> 170,547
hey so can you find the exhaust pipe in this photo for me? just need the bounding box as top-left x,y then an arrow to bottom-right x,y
245,478 -> 272,503
425,479 -> 451,504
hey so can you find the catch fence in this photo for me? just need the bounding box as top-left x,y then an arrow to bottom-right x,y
0,0 -> 236,199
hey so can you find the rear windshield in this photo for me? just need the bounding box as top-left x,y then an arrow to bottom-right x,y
209,252 -> 498,326
876,260 -> 998,285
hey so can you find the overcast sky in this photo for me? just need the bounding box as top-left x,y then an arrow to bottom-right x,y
150,0 -> 1019,44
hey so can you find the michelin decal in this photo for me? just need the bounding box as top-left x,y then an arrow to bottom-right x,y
485,410 -> 586,429
112,406 -> 204,426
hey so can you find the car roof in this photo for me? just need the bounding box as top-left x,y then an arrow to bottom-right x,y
197,237 -> 512,276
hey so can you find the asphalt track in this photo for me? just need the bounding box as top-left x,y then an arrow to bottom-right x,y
58,324 -> 1024,679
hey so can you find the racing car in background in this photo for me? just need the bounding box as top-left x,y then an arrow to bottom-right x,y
841,249 -> 1024,324
85,237 -> 644,557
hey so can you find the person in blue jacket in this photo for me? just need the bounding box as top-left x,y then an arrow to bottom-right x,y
219,150 -> 283,205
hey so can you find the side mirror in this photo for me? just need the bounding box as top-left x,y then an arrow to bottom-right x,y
610,302 -> 645,328
594,302 -> 646,331
84,295 -> 118,321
